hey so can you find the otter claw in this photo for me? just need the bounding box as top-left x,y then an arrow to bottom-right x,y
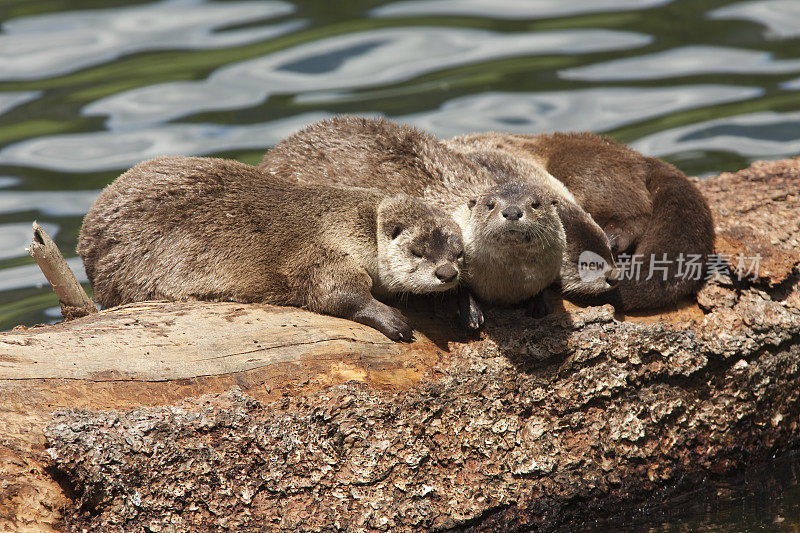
353,301 -> 413,341
458,289 -> 485,331
386,320 -> 414,342
465,305 -> 484,330
376,312 -> 413,342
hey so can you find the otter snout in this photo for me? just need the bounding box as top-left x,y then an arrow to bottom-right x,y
501,205 -> 523,220
435,263 -> 459,284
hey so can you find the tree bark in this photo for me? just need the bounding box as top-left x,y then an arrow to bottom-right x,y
1,158 -> 799,531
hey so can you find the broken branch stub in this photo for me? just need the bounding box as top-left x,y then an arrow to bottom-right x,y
27,221 -> 96,320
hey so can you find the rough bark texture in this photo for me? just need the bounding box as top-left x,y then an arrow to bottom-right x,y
2,158 -> 799,531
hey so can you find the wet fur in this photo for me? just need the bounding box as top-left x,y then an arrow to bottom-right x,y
260,116 -> 566,308
459,132 -> 715,310
78,156 -> 463,340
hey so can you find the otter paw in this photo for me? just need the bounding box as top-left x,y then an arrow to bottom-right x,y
526,291 -> 553,318
377,309 -> 414,342
458,290 -> 484,331
463,306 -> 484,331
354,301 -> 413,341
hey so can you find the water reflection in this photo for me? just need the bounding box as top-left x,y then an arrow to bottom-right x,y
9,84 -> 765,173
781,77 -> 800,90
0,92 -> 41,116
0,114 -> 332,172
1,0 -> 800,527
0,0 -> 299,81
0,190 -> 99,216
0,222 -> 58,261
85,27 -> 652,128
396,85 -> 763,138
371,0 -> 672,19
0,257 -> 87,293
561,45 -> 800,81
0,176 -> 20,188
632,111 -> 800,158
710,0 -> 800,40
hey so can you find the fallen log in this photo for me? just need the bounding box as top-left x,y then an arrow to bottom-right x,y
1,158 -> 799,531
0,300 -> 455,531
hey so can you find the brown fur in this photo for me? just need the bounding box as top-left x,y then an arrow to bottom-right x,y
445,139 -> 619,297
259,116 -> 566,315
260,115 -> 494,211
78,156 -> 464,340
458,132 -> 715,310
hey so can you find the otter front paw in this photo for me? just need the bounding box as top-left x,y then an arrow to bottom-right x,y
377,308 -> 414,342
526,290 -> 553,318
458,289 -> 484,331
353,301 -> 413,342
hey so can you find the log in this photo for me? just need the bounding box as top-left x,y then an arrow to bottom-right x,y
0,301 -> 457,531
1,158 -> 799,531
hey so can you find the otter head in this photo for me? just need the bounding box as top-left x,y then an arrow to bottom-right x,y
556,200 -> 619,296
464,181 -> 564,251
376,195 -> 464,295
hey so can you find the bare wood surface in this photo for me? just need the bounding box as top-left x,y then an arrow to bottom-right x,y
27,222 -> 96,320
0,301 -> 436,382
1,158 -> 799,531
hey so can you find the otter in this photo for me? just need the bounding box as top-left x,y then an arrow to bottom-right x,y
454,131 -> 715,310
459,180 -> 565,317
443,138 -> 619,299
77,156 -> 464,341
258,116 -> 566,324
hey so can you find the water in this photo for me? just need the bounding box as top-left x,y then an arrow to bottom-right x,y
0,0 -> 798,527
591,451 -> 800,532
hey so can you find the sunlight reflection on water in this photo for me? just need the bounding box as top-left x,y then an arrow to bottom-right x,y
0,0 -> 298,80
370,0 -> 673,19
84,27 -> 652,128
561,45 -> 800,81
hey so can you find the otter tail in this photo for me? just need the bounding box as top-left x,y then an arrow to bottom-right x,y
610,158 -> 715,310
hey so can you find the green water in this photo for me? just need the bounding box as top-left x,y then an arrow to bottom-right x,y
0,0 -> 799,528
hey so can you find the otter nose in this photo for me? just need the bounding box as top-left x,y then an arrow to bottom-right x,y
435,263 -> 458,284
605,267 -> 621,288
502,206 -> 523,220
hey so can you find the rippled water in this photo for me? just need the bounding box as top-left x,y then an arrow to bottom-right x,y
0,0 -> 799,525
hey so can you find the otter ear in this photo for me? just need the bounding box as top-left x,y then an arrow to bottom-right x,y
385,223 -> 403,240
468,199 -> 477,209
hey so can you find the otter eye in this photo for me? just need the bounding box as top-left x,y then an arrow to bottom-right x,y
551,200 -> 558,206
468,199 -> 477,209
531,202 -> 540,209
390,225 -> 402,240
410,246 -> 424,258
456,250 -> 464,260
486,201 -> 495,210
